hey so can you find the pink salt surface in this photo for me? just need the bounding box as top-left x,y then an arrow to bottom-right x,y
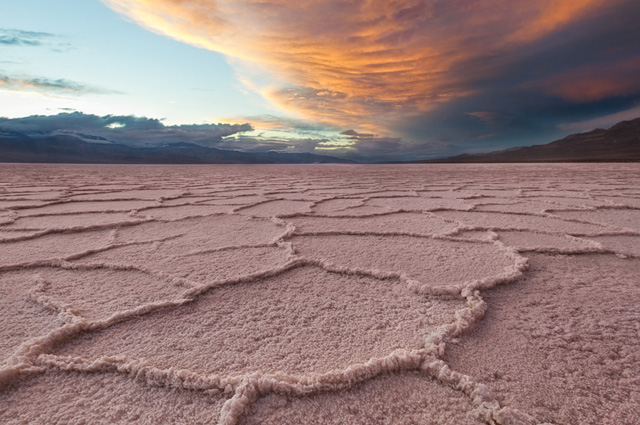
133,203 -> 233,220
18,200 -> 157,216
588,235 -> 640,257
0,272 -> 63,364
244,371 -> 484,425
495,230 -> 596,252
68,188 -> 184,201
1,163 -> 639,425
366,196 -> 472,211
0,229 -> 112,266
445,254 -> 640,425
320,204 -> 393,216
74,244 -> 290,285
0,371 -> 228,424
291,234 -> 512,289
54,266 -> 462,375
436,210 -> 606,234
290,211 -> 459,235
552,208 -> 640,232
237,199 -> 313,216
312,197 -> 363,213
473,201 -> 555,214
10,266 -> 187,321
5,212 -> 145,230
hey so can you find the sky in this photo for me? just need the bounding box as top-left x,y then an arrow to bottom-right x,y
1,0 -> 640,161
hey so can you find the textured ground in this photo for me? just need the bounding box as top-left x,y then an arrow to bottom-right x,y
0,163 -> 639,425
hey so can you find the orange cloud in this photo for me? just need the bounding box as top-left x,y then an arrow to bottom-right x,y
103,0 -> 617,131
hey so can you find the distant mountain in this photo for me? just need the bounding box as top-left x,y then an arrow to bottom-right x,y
0,132 -> 354,164
425,117 -> 640,163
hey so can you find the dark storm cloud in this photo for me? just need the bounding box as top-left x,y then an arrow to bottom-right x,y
0,112 -> 253,147
394,0 -> 640,158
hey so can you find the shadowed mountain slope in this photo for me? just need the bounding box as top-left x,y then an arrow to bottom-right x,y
426,118 -> 640,163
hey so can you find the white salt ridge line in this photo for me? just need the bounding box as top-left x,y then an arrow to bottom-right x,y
182,242 -> 282,257
545,209 -> 640,233
294,230 -> 464,240
56,260 -> 199,289
231,198 -> 286,213
434,211 -> 640,237
0,363 -> 46,387
269,216 -> 297,244
0,244 -> 145,271
0,208 -> 18,225
422,358 -> 547,425
284,208 -> 430,219
0,233 -> 184,272
28,274 -> 85,325
300,257 -> 463,298
32,347 -> 426,401
0,215 -> 150,234
18,207 -> 157,218
4,295 -> 194,371
220,381 -> 259,425
0,221 -> 146,244
132,209 -> 230,221
0,206 -> 254,245
307,194 -> 364,213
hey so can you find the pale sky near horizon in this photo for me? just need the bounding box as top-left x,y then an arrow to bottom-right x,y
2,0 -> 640,161
0,1 -> 272,123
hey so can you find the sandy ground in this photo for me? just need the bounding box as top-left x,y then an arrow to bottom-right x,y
0,163 -> 638,425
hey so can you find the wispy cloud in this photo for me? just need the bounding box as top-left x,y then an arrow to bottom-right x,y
0,73 -> 121,96
0,28 -> 54,46
0,28 -> 70,51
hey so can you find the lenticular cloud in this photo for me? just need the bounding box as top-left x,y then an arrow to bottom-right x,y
103,0 -> 615,129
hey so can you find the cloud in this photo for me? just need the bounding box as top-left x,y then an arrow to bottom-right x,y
223,114 -> 337,135
0,112 -> 253,147
466,112 -> 513,126
101,0 -> 640,158
0,73 -> 121,96
0,28 -> 70,51
0,28 -> 54,46
218,135 -> 326,153
103,1 -> 620,123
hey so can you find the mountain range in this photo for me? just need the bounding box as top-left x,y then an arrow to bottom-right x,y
0,131 -> 353,164
1,117 -> 639,164
425,117 -> 640,163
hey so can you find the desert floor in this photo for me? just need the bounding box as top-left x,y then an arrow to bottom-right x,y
0,163 -> 638,425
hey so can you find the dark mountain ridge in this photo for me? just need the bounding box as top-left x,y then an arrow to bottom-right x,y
0,132 -> 354,164
425,117 -> 640,163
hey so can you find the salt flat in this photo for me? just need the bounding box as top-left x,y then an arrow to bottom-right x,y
0,163 -> 638,425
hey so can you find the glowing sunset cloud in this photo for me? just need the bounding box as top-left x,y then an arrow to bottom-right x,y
103,0 -> 617,132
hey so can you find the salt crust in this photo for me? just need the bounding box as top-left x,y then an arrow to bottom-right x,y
0,163 -> 639,425
446,254 -> 640,425
0,371 -> 228,424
